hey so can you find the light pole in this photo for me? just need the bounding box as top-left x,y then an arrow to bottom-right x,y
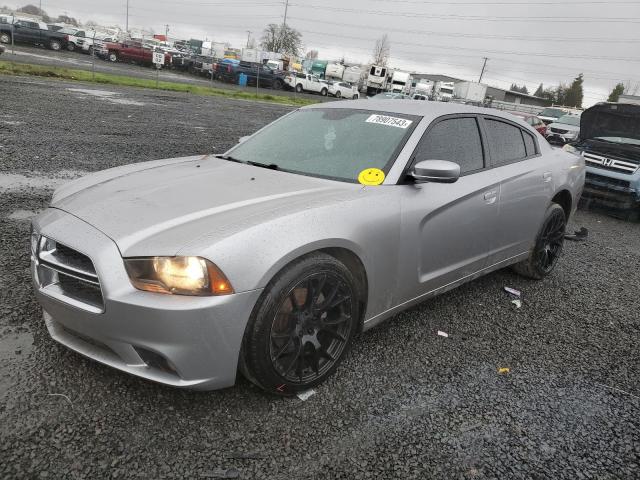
126,0 -> 129,33
246,30 -> 251,48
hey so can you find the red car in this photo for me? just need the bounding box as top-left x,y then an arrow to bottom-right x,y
508,112 -> 547,136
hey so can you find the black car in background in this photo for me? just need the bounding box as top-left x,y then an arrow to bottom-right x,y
0,19 -> 68,51
215,60 -> 287,89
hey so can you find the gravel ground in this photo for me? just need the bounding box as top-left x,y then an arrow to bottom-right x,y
1,76 -> 639,479
0,45 -> 335,103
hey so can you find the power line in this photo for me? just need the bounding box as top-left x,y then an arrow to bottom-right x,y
287,16 -> 640,44
372,0 -> 640,5
288,3 -> 640,23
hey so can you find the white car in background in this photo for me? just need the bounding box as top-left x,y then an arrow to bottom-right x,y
546,114 -> 581,145
57,27 -> 85,52
328,81 -> 359,99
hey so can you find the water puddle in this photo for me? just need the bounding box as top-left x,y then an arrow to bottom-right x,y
67,88 -> 145,106
7,209 -> 41,220
0,170 -> 86,193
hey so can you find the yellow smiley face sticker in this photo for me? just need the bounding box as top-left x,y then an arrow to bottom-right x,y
358,168 -> 385,186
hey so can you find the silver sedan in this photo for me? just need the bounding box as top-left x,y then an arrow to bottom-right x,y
30,101 -> 585,395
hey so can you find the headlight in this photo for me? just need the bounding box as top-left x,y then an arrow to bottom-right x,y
124,256 -> 233,296
30,227 -> 40,256
562,144 -> 581,156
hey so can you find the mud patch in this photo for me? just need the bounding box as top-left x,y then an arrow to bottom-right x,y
67,88 -> 146,106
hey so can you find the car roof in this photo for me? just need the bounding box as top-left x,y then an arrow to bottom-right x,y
304,100 -> 523,123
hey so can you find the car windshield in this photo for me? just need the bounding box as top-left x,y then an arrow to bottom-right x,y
540,108 -> 567,118
556,115 -> 581,126
226,108 -> 420,183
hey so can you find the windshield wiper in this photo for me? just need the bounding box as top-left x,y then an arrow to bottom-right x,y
216,154 -> 245,163
246,161 -> 280,170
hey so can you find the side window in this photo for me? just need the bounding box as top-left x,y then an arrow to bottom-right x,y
414,117 -> 484,174
485,119 -> 527,165
523,131 -> 537,156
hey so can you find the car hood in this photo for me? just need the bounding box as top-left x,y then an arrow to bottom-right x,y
580,103 -> 640,141
52,155 -> 354,256
549,122 -> 580,132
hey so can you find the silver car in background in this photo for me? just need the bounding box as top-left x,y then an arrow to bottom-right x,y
30,102 -> 585,395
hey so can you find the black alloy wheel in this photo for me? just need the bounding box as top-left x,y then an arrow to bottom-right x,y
269,272 -> 353,383
534,207 -> 566,274
513,203 -> 566,280
240,253 -> 359,395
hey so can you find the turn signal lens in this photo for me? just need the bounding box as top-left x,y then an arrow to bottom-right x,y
124,257 -> 234,296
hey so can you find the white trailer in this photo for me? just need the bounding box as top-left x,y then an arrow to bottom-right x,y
342,65 -> 362,84
325,63 -> 345,80
241,48 -> 259,63
415,81 -> 435,97
454,82 -> 487,103
365,64 -> 389,96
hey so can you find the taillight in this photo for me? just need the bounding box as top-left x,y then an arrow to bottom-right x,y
65,35 -> 69,41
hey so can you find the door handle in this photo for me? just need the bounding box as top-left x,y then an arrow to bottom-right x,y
483,190 -> 498,204
543,172 -> 553,183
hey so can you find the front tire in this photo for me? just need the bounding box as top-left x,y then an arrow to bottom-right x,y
295,83 -> 303,93
49,40 -> 61,51
108,51 -> 118,62
240,253 -> 359,396
513,203 -> 566,280
67,42 -> 75,52
321,88 -> 328,96
335,90 -> 342,98
273,79 -> 283,90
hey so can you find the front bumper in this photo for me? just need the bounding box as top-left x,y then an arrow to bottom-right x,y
31,208 -> 262,390
582,167 -> 640,210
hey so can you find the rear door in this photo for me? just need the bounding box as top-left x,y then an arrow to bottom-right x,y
14,20 -> 39,43
398,115 -> 500,302
480,116 -> 551,265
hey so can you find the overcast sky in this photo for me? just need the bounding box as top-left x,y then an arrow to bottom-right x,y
6,0 -> 640,105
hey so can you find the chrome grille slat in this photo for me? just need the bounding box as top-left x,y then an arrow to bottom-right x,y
583,152 -> 639,174
36,237 -> 104,312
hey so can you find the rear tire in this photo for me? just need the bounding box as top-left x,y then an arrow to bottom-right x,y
0,32 -> 10,44
239,253 -> 359,396
108,51 -> 118,62
295,83 -> 303,93
273,79 -> 283,90
88,46 -> 94,56
321,88 -> 328,96
513,203 -> 566,280
67,42 -> 75,52
335,90 -> 342,98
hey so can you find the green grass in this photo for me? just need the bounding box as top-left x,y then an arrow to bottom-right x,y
0,60 -> 318,107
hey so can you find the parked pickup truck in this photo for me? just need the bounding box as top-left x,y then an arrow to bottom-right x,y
216,60 -> 287,89
284,73 -> 329,96
0,19 -> 68,51
98,40 -> 171,66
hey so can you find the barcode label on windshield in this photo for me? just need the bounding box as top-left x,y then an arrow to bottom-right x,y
366,115 -> 413,129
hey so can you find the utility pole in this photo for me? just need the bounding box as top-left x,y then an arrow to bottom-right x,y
478,57 -> 488,83
246,30 -> 251,48
283,0 -> 289,28
165,24 -> 169,43
126,0 -> 129,33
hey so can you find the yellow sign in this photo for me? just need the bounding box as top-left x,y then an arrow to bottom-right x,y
358,168 -> 385,186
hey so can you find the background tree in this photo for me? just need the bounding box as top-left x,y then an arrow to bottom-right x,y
563,74 -> 584,108
260,23 -> 303,56
56,14 -> 79,26
17,3 -> 50,21
509,84 -> 529,95
608,83 -> 625,102
534,83 -> 544,97
371,34 -> 390,66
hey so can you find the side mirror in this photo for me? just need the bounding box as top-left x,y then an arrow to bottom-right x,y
238,136 -> 250,144
410,160 -> 460,184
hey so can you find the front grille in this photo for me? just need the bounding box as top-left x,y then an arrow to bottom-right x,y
584,151 -> 639,174
551,127 -> 569,134
36,237 -> 104,312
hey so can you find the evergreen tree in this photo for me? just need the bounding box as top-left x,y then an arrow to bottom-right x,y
563,74 -> 584,108
607,83 -> 625,102
534,83 -> 544,97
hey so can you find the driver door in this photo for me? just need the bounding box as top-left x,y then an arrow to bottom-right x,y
398,115 -> 501,302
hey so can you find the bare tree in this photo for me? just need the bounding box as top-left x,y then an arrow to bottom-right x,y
260,23 -> 303,56
306,49 -> 319,60
624,80 -> 640,96
371,34 -> 390,66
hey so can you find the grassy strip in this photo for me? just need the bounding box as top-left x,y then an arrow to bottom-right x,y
0,60 -> 318,106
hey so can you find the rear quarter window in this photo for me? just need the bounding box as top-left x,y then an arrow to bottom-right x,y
485,119 -> 527,165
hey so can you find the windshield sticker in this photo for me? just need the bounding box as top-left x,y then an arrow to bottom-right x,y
358,168 -> 385,186
366,114 -> 413,129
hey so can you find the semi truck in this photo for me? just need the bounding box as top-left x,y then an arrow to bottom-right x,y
389,70 -> 412,94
